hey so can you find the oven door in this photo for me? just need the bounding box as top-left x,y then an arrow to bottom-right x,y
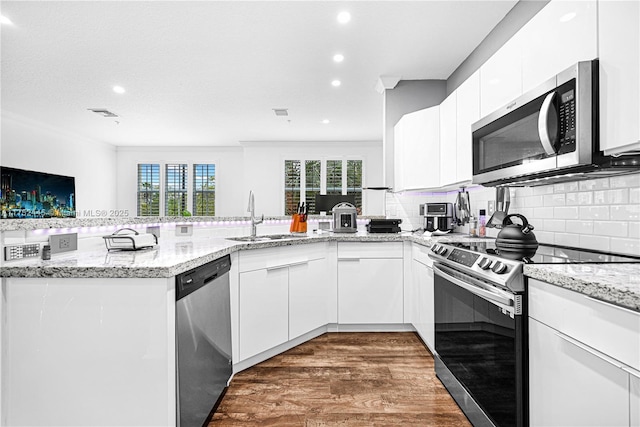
472,61 -> 595,186
433,263 -> 527,427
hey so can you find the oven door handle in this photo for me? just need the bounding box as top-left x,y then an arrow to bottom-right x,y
433,263 -> 515,314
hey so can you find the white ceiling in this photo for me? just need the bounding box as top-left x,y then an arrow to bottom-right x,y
1,1 -> 517,147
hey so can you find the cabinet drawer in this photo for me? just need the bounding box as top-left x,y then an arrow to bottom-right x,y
411,243 -> 433,267
337,242 -> 403,259
529,278 -> 640,370
238,242 -> 327,273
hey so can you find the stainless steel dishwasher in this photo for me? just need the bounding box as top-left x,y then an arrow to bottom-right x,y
176,254 -> 232,427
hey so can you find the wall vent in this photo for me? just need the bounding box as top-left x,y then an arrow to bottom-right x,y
273,108 -> 288,116
88,108 -> 119,118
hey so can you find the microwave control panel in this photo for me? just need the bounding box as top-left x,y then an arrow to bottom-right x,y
558,82 -> 576,154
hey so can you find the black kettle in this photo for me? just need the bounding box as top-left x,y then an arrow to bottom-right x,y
495,214 -> 539,260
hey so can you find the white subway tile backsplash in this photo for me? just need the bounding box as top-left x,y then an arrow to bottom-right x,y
579,206 -> 610,220
533,186 -> 554,196
525,195 -> 544,207
553,182 -> 579,193
553,206 -> 579,219
580,235 -> 611,252
533,207 -> 555,219
543,193 -> 565,207
543,219 -> 566,232
554,233 -> 580,247
594,189 -> 629,205
610,174 -> 640,189
610,237 -> 640,256
593,221 -> 629,237
565,220 -> 593,235
386,173 -> 639,256
610,205 -> 640,221
579,177 -> 610,191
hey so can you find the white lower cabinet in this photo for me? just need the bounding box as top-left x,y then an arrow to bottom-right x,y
529,318 -> 629,427
337,242 -> 404,324
289,258 -> 328,339
528,279 -> 640,426
412,259 -> 434,350
237,244 -> 328,361
239,266 -> 289,361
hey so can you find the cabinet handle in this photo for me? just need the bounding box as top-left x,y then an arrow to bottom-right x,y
266,264 -> 288,272
288,260 -> 309,268
584,296 -> 640,316
554,331 -> 624,369
337,258 -> 360,262
621,365 -> 640,379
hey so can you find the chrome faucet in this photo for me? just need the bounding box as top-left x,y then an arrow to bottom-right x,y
247,190 -> 263,238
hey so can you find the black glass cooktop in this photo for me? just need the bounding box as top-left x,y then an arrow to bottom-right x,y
447,241 -> 640,264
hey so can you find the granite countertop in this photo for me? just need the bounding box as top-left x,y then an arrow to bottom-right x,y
524,263 -> 640,312
2,230 -> 638,312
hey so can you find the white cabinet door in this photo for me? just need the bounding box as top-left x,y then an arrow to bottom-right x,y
439,93 -> 457,187
631,371 -> 640,427
599,0 -> 640,154
455,71 -> 480,183
480,31 -> 523,117
289,258 -> 328,340
521,0 -> 597,93
239,267 -> 289,361
529,318 -> 629,427
413,260 -> 434,351
338,258 -> 403,324
393,107 -> 440,191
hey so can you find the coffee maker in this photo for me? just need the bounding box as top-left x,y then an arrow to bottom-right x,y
420,203 -> 456,232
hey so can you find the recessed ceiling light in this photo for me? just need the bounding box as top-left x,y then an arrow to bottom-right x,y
331,80 -> 341,87
1,15 -> 14,25
559,12 -> 577,23
333,54 -> 344,63
113,86 -> 126,94
337,11 -> 351,24
322,119 -> 330,124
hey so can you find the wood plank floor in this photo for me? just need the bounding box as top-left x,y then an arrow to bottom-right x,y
209,332 -> 472,426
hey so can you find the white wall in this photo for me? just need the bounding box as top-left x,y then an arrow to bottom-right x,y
1,112 -> 117,213
115,146 -> 244,217
241,141 -> 384,216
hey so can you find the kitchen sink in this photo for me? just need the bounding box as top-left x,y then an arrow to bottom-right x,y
227,234 -> 307,242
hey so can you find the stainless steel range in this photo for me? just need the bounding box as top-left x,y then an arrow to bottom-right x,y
428,241 -> 640,427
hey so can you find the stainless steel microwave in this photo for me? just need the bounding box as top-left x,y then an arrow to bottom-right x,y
471,60 -> 639,186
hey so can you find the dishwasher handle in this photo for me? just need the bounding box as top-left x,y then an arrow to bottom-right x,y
176,254 -> 231,301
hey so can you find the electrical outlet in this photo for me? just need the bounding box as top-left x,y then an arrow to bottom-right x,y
488,200 -> 496,216
175,224 -> 193,237
49,233 -> 78,254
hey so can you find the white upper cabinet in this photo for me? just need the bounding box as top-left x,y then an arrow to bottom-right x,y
520,0 -> 598,94
439,93 -> 457,187
598,0 -> 640,154
455,71 -> 480,184
393,106 -> 440,191
480,30 -> 524,117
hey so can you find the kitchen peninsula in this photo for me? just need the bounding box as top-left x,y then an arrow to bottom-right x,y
1,219 -> 639,427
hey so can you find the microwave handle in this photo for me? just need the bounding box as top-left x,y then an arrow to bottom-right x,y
538,91 -> 559,155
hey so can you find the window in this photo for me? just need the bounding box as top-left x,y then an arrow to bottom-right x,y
193,164 -> 215,216
284,160 -> 301,215
137,164 -> 160,216
347,160 -> 363,214
165,164 -> 188,216
284,159 -> 363,215
305,160 -> 321,215
326,160 -> 342,195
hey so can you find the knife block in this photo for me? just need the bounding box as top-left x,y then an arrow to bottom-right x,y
289,214 -> 307,233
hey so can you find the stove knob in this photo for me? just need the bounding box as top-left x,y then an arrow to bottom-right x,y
478,257 -> 492,270
439,247 -> 449,256
431,244 -> 439,253
491,261 -> 508,274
